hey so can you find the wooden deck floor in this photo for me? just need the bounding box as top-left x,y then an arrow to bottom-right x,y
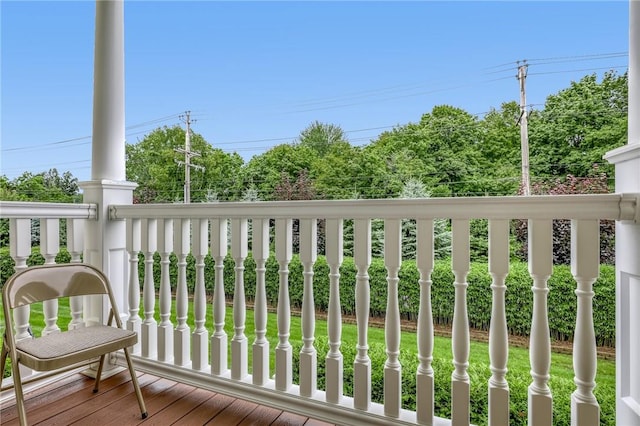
0,370 -> 335,426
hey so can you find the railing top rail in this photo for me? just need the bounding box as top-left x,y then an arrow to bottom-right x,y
0,201 -> 98,220
110,193 -> 639,222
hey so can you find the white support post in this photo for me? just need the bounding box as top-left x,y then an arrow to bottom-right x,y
126,218 -> 142,354
383,219 -> 402,418
141,219 -> 158,359
252,218 -> 270,386
488,219 -> 510,426
451,220 -> 470,426
416,219 -> 435,425
174,218 -> 191,366
231,218 -> 248,380
570,220 -> 600,425
41,218 -> 61,336
275,218 -> 293,391
604,3 -> 640,424
325,219 -> 344,404
157,219 -> 174,363
210,218 -> 228,375
192,218 -> 209,371
299,218 -> 318,397
354,219 -> 372,411
528,219 -> 553,426
80,0 -> 135,329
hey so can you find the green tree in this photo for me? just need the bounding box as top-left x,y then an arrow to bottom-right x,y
365,105 -> 484,197
476,101 -> 522,195
298,121 -> 346,157
529,70 -> 627,185
126,125 -> 244,203
242,144 -> 316,201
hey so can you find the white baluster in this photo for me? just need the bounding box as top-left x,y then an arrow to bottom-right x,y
275,218 -> 293,391
10,219 -> 32,342
174,218 -> 191,366
126,218 -> 142,353
141,218 -> 158,358
210,218 -> 228,375
9,219 -> 32,380
67,218 -> 85,330
192,218 -> 209,371
157,219 -> 174,362
354,219 -> 372,411
252,218 -> 270,386
570,220 -> 600,425
300,219 -> 318,397
528,219 -> 553,426
488,220 -> 510,426
231,218 -> 248,380
325,219 -> 344,404
41,218 -> 61,336
451,219 -> 470,426
416,219 -> 435,425
383,219 -> 402,417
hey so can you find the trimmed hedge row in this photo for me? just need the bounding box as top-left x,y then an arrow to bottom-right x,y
0,248 -> 615,346
290,336 -> 615,426
139,251 -> 614,346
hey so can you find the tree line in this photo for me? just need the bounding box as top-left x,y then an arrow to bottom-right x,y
1,71 -> 627,263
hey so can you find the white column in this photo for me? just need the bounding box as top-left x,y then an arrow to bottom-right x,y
92,0 -> 125,181
416,219 -> 435,425
451,220 -> 470,426
299,219 -> 318,397
604,3 -> 640,425
488,220 -> 510,426
354,219 -> 372,411
231,219 -> 248,380
252,218 -> 270,386
325,219 -> 344,404
570,220 -> 600,425
275,219 -> 293,391
528,219 -> 553,426
80,0 -> 135,329
210,218 -> 228,375
157,219 -> 174,362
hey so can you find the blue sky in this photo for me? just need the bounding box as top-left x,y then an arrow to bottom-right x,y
1,1 -> 629,182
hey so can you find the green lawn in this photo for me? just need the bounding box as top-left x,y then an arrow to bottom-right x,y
1,298 -> 616,426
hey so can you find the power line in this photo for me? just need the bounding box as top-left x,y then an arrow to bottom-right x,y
1,113 -> 183,153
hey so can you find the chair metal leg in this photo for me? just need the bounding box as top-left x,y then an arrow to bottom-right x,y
122,347 -> 147,419
10,349 -> 28,426
93,354 -> 106,393
0,340 -> 8,390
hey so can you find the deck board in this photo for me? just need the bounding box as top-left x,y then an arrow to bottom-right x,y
0,371 -> 335,426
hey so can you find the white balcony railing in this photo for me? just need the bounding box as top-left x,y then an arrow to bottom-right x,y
1,194 -> 638,425
108,194 -> 637,426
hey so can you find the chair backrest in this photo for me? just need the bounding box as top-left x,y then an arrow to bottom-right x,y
3,264 -> 111,309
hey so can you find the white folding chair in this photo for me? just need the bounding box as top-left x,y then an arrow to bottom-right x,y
1,263 -> 147,425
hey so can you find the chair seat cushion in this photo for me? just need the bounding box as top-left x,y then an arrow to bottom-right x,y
16,325 -> 137,371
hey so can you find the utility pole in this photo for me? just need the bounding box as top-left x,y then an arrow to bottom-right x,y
175,111 -> 204,203
517,61 -> 531,196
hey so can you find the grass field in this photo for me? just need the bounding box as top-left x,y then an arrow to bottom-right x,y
1,298 -> 616,425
